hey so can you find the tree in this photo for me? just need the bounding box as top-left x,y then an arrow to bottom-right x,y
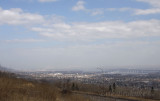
113,83 -> 116,92
109,85 -> 112,93
151,86 -> 154,93
72,83 -> 75,90
75,84 -> 79,90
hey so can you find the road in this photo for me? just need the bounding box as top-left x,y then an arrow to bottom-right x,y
73,92 -> 138,101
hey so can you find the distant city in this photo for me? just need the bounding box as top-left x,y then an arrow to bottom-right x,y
13,68 -> 160,90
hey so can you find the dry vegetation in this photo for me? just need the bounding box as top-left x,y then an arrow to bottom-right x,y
70,82 -> 160,101
0,71 -> 91,101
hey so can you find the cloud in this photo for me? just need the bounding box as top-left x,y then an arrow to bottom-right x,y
91,9 -> 104,16
136,0 -> 160,8
0,7 -> 45,25
134,8 -> 160,15
72,1 -> 104,16
107,7 -> 160,15
134,0 -> 160,15
31,19 -> 160,41
3,39 -> 45,43
104,0 -> 160,15
71,0 -> 160,16
38,0 -> 58,3
72,1 -> 86,11
1,7 -> 160,42
109,7 -> 160,15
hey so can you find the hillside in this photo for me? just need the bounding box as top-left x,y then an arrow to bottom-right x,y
0,71 -> 91,101
0,65 -> 14,72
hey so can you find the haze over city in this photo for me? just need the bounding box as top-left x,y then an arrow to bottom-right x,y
0,0 -> 160,71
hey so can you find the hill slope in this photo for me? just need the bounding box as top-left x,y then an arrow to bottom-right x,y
0,71 -> 91,101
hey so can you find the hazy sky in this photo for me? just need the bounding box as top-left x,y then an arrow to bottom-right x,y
0,0 -> 160,70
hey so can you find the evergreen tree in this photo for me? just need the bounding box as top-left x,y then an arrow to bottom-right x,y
113,83 -> 116,92
151,86 -> 154,93
72,83 -> 75,90
75,84 -> 79,90
109,85 -> 112,93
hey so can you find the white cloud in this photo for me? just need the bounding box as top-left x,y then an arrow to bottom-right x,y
1,7 -> 160,43
91,9 -> 104,16
72,1 -> 86,11
31,19 -> 160,41
106,0 -> 160,15
134,8 -> 160,15
72,1 -> 104,16
107,8 -> 132,12
136,0 -> 160,8
38,0 -> 58,3
71,0 -> 160,16
4,39 -> 45,43
107,7 -> 160,15
0,7 -> 45,25
134,0 -> 160,15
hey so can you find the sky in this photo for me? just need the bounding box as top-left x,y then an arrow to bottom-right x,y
0,0 -> 160,71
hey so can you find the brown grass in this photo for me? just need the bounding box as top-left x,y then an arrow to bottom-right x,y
0,71 -> 91,101
0,74 -> 57,101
